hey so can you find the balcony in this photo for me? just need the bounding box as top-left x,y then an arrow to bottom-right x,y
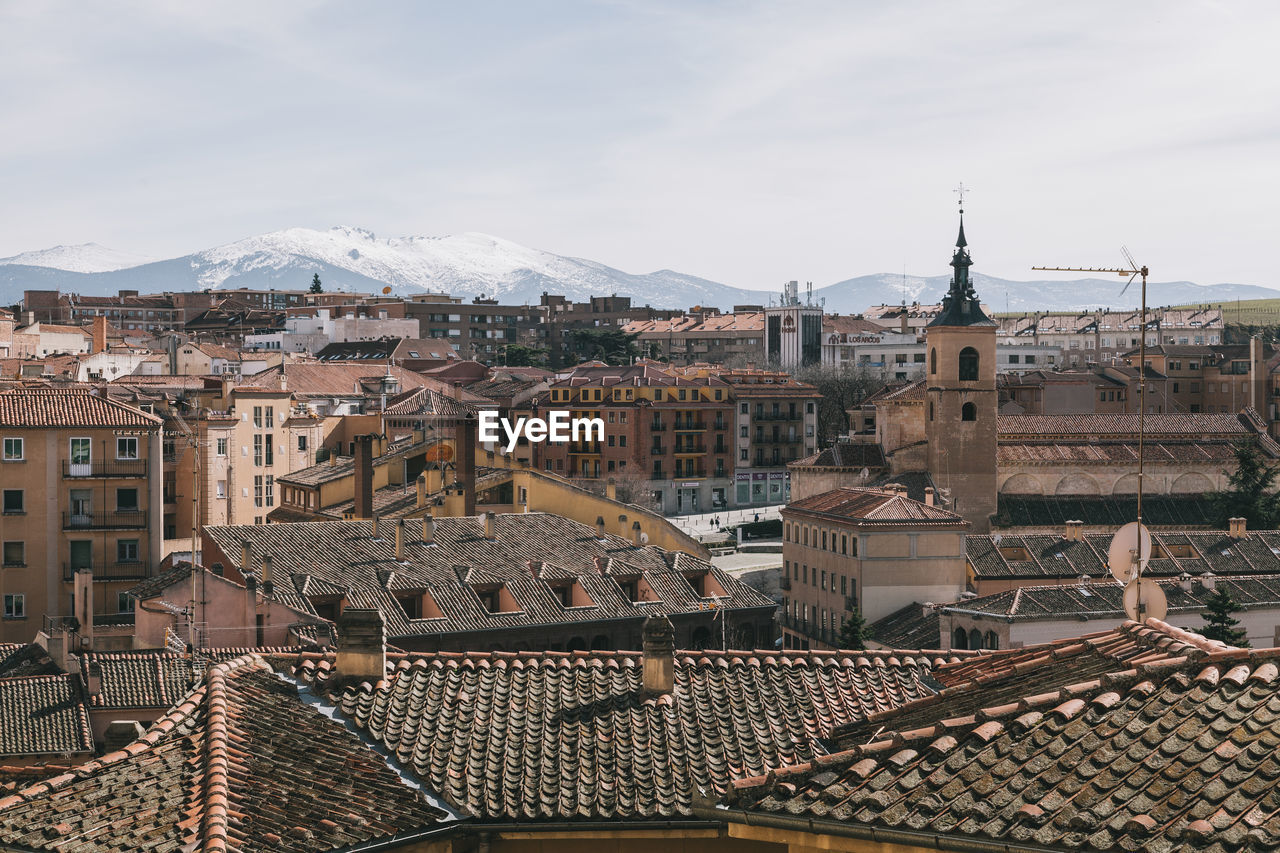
650,420 -> 667,431
63,511 -> 148,530
673,444 -> 706,455
62,459 -> 148,478
673,420 -> 706,431
63,561 -> 151,582
753,412 -> 802,422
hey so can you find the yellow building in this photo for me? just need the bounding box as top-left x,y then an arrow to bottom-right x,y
0,387 -> 163,643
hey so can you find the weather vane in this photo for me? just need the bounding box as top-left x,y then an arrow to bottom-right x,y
953,182 -> 968,212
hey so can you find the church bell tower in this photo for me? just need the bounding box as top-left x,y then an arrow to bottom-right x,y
924,205 -> 998,532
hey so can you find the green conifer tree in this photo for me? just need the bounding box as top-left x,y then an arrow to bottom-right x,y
1200,587 -> 1249,647
838,610 -> 870,650
310,273 -> 324,294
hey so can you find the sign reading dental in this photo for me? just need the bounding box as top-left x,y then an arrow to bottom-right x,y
479,410 -> 605,453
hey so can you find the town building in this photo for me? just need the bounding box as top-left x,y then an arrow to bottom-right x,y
0,387 -> 164,643
779,486 -> 968,649
200,513 -> 777,652
997,305 -> 1224,366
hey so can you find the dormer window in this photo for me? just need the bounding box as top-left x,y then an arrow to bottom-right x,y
684,570 -> 728,599
549,580 -> 596,608
476,584 -> 523,614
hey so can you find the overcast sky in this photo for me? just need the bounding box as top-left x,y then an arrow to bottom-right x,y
3,1 -> 1278,290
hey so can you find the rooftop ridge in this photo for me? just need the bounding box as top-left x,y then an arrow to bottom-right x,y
199,653 -> 265,853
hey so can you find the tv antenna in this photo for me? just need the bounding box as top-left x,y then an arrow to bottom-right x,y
1034,251 -> 1163,623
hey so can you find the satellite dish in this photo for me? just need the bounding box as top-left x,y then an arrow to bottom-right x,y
1123,578 -> 1167,622
1107,521 -> 1151,583
639,532 -> 649,544
992,533 -> 1003,546
859,468 -> 869,480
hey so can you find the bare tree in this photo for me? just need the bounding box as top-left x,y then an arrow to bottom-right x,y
793,363 -> 884,447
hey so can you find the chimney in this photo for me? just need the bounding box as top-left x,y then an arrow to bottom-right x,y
593,555 -> 606,574
354,434 -> 374,519
262,555 -> 274,596
1202,571 -> 1217,591
527,560 -> 542,580
416,473 -> 427,508
103,720 -> 146,753
606,477 -> 617,501
86,661 -> 102,698
456,413 -> 477,516
91,316 -> 107,355
335,608 -> 386,686
1180,572 -> 1193,592
394,519 -> 405,561
924,487 -> 935,507
632,521 -> 643,546
240,540 -> 252,574
642,614 -> 676,694
74,568 -> 94,650
1065,520 -> 1083,542
421,514 -> 435,545
1229,517 -> 1247,539
596,516 -> 606,539
371,514 -> 380,538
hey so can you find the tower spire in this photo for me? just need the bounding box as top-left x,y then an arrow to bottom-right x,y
928,187 -> 994,328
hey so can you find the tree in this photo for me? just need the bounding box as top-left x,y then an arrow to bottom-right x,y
500,344 -> 548,367
838,610 -> 871,650
1210,438 -> 1280,529
1200,587 -> 1249,647
309,273 -> 323,294
793,363 -> 883,447
566,328 -> 639,366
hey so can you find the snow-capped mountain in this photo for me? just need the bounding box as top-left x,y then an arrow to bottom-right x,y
1,226 -> 1277,313
0,243 -> 156,274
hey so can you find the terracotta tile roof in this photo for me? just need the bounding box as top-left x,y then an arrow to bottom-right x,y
970,529 -> 1280,581
277,436 -> 441,488
0,655 -> 449,851
998,411 -> 1258,437
785,488 -> 964,526
867,603 -> 944,650
0,644 -> 60,679
0,387 -> 162,428
0,675 -> 93,758
244,363 -> 429,396
790,442 -> 886,470
288,646 -> 962,820
203,514 -> 777,641
997,439 -> 1257,463
723,632 -> 1280,852
994,494 -> 1218,529
382,383 -> 486,415
948,574 -> 1280,625
865,379 -> 926,404
77,651 -> 201,710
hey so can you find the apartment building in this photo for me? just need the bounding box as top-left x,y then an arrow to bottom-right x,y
0,387 -> 163,643
779,487 -> 968,649
625,311 -> 765,366
690,367 -> 819,506
997,306 -> 1223,367
539,362 -> 736,513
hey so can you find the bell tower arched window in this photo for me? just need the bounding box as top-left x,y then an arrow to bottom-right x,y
959,347 -> 979,381
930,347 -> 937,375
962,402 -> 976,421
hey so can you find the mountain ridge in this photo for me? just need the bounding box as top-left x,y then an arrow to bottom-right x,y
1,226 -> 1276,314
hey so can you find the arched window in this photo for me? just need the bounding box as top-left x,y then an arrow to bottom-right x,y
930,347 -> 937,375
959,346 -> 979,381
969,628 -> 983,650
928,401 -> 934,421
962,402 -> 977,421
984,631 -> 999,650
952,628 -> 968,650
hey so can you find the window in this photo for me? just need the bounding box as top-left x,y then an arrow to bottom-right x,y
253,435 -> 263,466
930,348 -> 937,374
117,540 -> 139,562
962,402 -> 977,421
264,408 -> 274,428
70,438 -> 91,465
116,437 -> 138,459
265,475 -> 274,507
297,435 -> 308,452
619,435 -> 626,447
740,403 -> 749,414
216,480 -> 227,499
3,594 -> 23,619
3,541 -> 24,566
740,449 -> 748,461
118,592 -> 135,613
216,438 -> 228,456
2,490 -> 22,514
253,406 -> 263,428
2,438 -> 22,461
116,488 -> 139,511
958,347 -> 979,381
254,475 -> 264,507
